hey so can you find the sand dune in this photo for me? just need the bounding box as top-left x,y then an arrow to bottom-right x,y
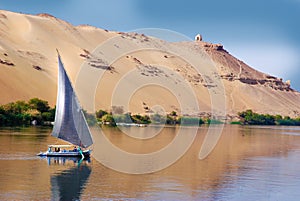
0,10 -> 299,119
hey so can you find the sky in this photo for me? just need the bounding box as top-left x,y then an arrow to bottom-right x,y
1,0 -> 300,89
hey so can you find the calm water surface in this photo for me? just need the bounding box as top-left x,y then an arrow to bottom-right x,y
1,125 -> 300,200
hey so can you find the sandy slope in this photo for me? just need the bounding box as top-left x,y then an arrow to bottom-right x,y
0,10 -> 299,119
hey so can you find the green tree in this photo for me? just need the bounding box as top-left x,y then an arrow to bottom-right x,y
131,114 -> 151,124
28,98 -> 50,113
166,114 -> 177,125
96,109 -> 108,119
0,113 -> 6,126
0,98 -> 55,127
239,110 -> 276,125
42,112 -> 54,122
170,111 -> 177,117
101,114 -> 116,126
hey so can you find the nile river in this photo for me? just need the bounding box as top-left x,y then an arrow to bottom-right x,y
1,125 -> 300,200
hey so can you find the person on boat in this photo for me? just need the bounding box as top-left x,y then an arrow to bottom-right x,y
73,146 -> 78,152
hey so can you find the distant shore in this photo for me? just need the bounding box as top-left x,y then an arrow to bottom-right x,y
1,98 -> 300,127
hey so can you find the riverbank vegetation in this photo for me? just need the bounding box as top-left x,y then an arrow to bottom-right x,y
238,110 -> 300,126
96,110 -> 205,126
0,98 -> 55,126
2,99 -> 300,127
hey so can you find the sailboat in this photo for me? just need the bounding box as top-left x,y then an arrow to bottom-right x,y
38,50 -> 93,158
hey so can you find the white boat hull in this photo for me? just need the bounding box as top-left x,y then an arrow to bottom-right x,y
37,150 -> 91,157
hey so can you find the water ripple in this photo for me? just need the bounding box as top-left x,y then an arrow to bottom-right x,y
0,153 -> 39,160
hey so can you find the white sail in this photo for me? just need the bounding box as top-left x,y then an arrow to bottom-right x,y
51,52 -> 93,148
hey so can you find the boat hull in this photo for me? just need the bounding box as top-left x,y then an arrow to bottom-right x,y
37,150 -> 91,158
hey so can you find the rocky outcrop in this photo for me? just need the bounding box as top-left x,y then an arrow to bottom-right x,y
202,42 -> 228,53
237,75 -> 292,91
79,49 -> 91,59
79,49 -> 115,71
261,76 -> 293,91
220,73 -> 292,91
32,65 -> 43,71
37,13 -> 56,19
200,41 -> 294,92
0,58 -> 14,66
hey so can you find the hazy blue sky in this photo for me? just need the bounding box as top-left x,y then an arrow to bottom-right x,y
1,0 -> 300,89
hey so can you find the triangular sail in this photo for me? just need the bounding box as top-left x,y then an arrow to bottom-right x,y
51,53 -> 93,148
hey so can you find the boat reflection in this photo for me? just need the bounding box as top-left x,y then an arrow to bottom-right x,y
45,156 -> 91,166
44,157 -> 92,200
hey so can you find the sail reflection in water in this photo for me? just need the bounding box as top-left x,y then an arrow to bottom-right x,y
50,159 -> 91,201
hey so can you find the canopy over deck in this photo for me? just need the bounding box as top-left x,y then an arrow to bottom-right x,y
48,145 -> 75,148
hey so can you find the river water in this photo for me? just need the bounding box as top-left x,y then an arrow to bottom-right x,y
0,125 -> 300,201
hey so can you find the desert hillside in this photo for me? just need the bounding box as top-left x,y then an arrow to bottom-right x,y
0,10 -> 299,119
